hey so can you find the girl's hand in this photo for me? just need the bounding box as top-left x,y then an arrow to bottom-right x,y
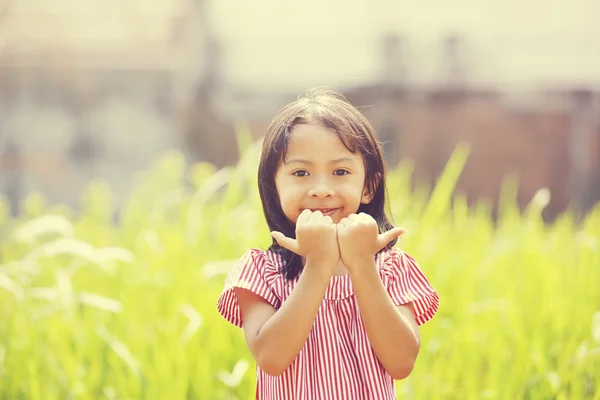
337,213 -> 405,273
271,209 -> 340,272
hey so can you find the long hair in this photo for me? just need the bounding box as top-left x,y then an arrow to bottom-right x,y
257,88 -> 397,280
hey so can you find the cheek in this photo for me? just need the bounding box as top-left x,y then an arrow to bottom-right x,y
278,191 -> 300,213
274,182 -> 296,209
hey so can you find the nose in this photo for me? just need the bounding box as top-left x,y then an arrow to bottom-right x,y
308,179 -> 334,199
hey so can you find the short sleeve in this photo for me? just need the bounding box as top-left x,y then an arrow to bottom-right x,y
383,249 -> 439,326
216,249 -> 281,328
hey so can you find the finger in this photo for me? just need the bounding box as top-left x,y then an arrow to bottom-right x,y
297,209 -> 312,224
338,217 -> 350,227
322,215 -> 333,225
271,231 -> 300,254
308,210 -> 323,222
336,217 -> 347,231
358,212 -> 374,223
376,227 -> 406,249
348,213 -> 361,222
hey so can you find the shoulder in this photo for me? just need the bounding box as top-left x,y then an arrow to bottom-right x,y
221,248 -> 285,298
377,247 -> 439,325
237,248 -> 264,263
377,247 -> 405,266
235,248 -> 284,276
377,247 -> 421,276
218,249 -> 284,327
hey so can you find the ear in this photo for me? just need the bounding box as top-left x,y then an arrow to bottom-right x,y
361,173 -> 381,204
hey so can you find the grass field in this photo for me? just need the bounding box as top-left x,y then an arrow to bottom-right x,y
1,138 -> 599,399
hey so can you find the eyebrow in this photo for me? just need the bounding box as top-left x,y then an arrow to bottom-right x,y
285,157 -> 356,165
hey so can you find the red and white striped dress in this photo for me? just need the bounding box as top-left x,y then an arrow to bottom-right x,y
217,247 -> 439,399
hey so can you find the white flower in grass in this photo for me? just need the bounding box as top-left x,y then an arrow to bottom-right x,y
179,303 -> 203,346
13,215 -> 74,244
78,292 -> 123,313
218,359 -> 249,388
0,273 -> 23,299
29,238 -> 99,262
26,238 -> 133,273
593,311 -> 600,344
96,325 -> 142,379
97,247 -> 134,263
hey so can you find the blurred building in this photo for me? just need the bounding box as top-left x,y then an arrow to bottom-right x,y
340,34 -> 600,220
0,0 -> 238,214
240,34 -> 600,220
0,1 -> 599,219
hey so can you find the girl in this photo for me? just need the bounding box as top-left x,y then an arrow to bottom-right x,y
217,88 -> 439,399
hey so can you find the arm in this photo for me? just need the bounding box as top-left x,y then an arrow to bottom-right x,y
349,258 -> 420,380
235,265 -> 330,376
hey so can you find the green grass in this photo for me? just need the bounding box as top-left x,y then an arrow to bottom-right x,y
0,140 -> 599,399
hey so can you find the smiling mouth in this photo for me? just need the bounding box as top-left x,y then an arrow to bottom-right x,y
307,208 -> 340,216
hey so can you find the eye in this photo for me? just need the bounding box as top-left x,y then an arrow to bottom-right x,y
333,169 -> 349,176
293,170 -> 309,177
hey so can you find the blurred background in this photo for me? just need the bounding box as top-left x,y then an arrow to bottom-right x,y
0,0 -> 599,219
1,2 -> 600,399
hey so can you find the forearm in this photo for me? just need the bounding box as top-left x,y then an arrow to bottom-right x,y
350,259 -> 420,379
255,266 -> 330,375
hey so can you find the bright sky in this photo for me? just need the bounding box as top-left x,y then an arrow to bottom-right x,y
1,0 -> 599,90
211,0 -> 600,89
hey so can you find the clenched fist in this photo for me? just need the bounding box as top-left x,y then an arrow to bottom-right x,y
337,213 -> 405,273
271,209 -> 340,272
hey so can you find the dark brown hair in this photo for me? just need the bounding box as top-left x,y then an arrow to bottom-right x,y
257,88 -> 397,280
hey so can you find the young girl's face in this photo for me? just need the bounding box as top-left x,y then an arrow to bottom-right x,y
274,123 -> 373,224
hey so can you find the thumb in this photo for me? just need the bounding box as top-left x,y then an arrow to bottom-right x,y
271,231 -> 300,254
376,227 -> 406,250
